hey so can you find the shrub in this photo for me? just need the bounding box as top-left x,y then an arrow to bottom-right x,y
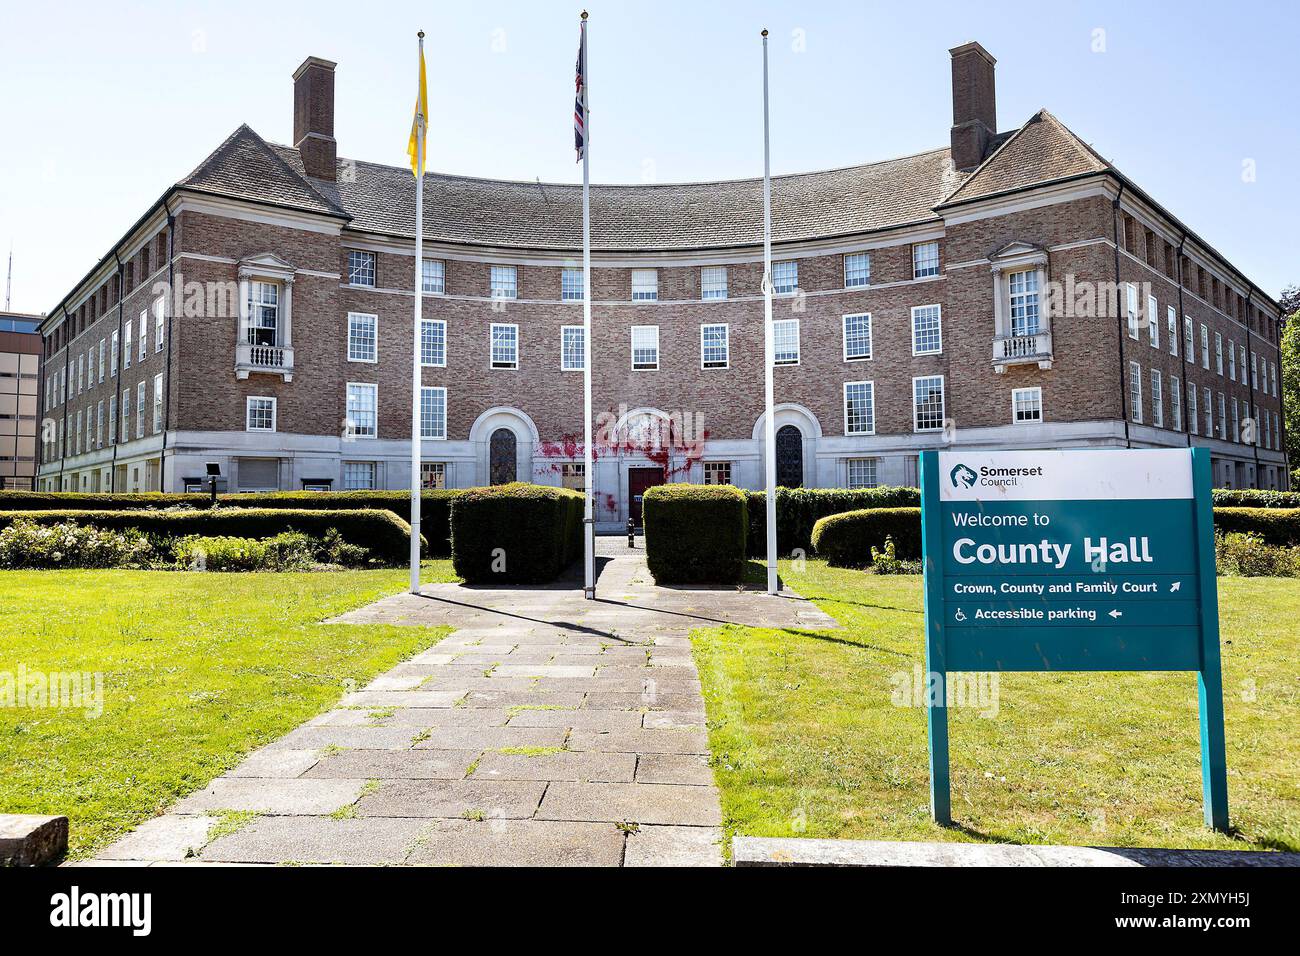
810,508 -> 922,568
0,489 -> 462,556
746,486 -> 919,557
0,508 -> 421,566
1215,532 -> 1300,577
1212,489 -> 1300,509
450,483 -> 584,584
868,535 -> 923,575
643,483 -> 748,584
172,531 -> 319,572
1212,507 -> 1300,546
0,519 -> 154,569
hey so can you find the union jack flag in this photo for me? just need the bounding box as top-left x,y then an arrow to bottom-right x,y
574,24 -> 586,162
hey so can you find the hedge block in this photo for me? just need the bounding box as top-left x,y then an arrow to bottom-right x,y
0,509 -> 423,566
810,508 -> 922,567
643,484 -> 748,584
450,483 -> 584,584
746,486 -> 920,557
1212,507 -> 1300,546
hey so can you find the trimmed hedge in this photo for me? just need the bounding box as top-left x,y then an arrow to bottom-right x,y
643,483 -> 748,584
810,508 -> 922,568
0,490 -> 461,556
1212,507 -> 1300,547
450,483 -> 583,584
746,486 -> 919,557
0,508 -> 424,566
1212,489 -> 1300,510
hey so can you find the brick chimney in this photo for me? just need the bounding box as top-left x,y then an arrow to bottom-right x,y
949,42 -> 997,171
292,56 -> 337,181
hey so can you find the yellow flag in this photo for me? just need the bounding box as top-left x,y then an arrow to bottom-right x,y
407,40 -> 427,177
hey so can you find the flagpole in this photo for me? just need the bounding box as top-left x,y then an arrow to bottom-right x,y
581,11 -> 595,601
761,29 -> 778,596
409,30 -> 426,595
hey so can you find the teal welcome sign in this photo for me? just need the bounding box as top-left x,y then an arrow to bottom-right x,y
919,447 -> 1228,831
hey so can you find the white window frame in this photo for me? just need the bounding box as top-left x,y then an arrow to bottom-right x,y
702,461 -> 732,486
347,312 -> 378,364
420,386 -> 447,440
111,329 -> 119,376
912,375 -> 946,433
1167,306 -> 1177,357
846,457 -> 878,490
700,323 -> 729,369
772,260 -> 799,295
98,338 -> 106,382
1218,392 -> 1227,440
1187,381 -> 1198,435
490,323 -> 519,369
421,461 -> 446,489
152,373 -> 163,434
135,380 -> 146,438
138,310 -> 147,361
421,258 -> 446,295
1128,362 -> 1142,424
1126,283 -> 1140,340
1200,323 -> 1210,369
561,325 -> 584,371
631,269 -> 658,302
842,312 -> 872,361
490,265 -> 518,300
843,380 -> 875,436
631,325 -> 659,370
246,280 -> 281,347
120,387 -> 130,442
912,241 -> 940,278
700,266 -> 728,301
246,396 -> 277,432
1203,386 -> 1212,437
420,318 -> 446,368
154,298 -> 165,353
911,304 -> 942,356
1011,386 -> 1043,424
773,318 -> 800,366
561,267 -> 584,302
95,400 -> 103,449
342,461 -> 377,491
346,382 -> 378,439
1148,294 -> 1159,348
1215,332 -> 1223,376
1151,369 -> 1163,428
1170,375 -> 1182,431
843,252 -> 870,288
347,250 -> 377,287
1008,269 -> 1041,336
1228,339 -> 1236,381
1232,397 -> 1239,442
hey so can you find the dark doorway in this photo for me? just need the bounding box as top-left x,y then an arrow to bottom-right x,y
627,466 -> 666,527
489,428 -> 517,485
776,424 -> 803,488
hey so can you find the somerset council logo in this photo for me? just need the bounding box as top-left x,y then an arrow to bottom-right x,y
950,463 -> 978,489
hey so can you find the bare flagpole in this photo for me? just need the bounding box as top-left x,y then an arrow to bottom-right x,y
409,31 -> 427,595
761,29 -> 778,596
581,11 -> 595,600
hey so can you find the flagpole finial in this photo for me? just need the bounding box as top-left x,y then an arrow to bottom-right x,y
418,30 -> 424,38
761,28 -> 769,37
581,10 -> 588,19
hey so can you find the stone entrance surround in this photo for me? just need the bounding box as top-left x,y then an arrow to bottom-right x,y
83,538 -> 837,867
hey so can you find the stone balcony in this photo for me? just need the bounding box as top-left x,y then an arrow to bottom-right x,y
992,330 -> 1052,373
235,342 -> 294,382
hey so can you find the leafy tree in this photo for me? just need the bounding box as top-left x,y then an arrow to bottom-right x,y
1281,293 -> 1299,485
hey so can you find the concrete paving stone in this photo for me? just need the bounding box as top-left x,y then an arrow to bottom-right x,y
420,676 -> 539,693
436,641 -> 519,654
412,726 -> 567,751
357,779 -> 547,819
623,825 -> 724,867
460,690 -> 587,709
406,819 -> 625,867
268,725 -> 423,751
303,748 -> 480,780
635,754 -> 715,786
66,859 -> 155,867
507,709 -> 643,731
339,690 -> 465,708
650,637 -> 692,648
568,729 -> 710,755
364,674 -> 429,692
593,665 -> 659,680
201,816 -> 429,865
96,815 -> 218,862
490,664 -> 597,679
451,652 -> 533,667
537,782 -> 722,826
537,677 -> 701,695
385,707 -> 512,728
305,709 -> 384,727
225,748 -> 321,778
471,750 -> 635,783
172,778 -> 367,816
583,692 -> 702,711
642,710 -> 707,729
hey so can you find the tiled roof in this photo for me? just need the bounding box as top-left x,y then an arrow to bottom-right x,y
938,110 -> 1110,206
178,114 -> 1111,251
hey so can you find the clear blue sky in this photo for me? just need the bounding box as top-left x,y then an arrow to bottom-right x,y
1,0 -> 1296,315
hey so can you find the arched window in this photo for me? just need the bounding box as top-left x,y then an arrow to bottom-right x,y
776,425 -> 803,488
489,428 -> 517,485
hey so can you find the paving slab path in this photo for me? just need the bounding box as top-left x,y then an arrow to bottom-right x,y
84,537 -> 837,867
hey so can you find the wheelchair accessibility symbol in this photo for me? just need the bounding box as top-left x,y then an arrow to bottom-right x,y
954,608 -> 967,622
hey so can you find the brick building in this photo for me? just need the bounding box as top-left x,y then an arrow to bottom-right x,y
36,42 -> 1289,525
0,311 -> 41,489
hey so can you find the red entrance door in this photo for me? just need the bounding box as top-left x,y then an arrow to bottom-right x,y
627,467 -> 665,527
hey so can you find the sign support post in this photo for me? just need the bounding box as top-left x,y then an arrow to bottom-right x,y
1191,447 -> 1229,831
920,451 -> 951,826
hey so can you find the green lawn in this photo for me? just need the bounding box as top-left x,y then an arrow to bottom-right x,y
0,563 -> 456,859
696,561 -> 1299,853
